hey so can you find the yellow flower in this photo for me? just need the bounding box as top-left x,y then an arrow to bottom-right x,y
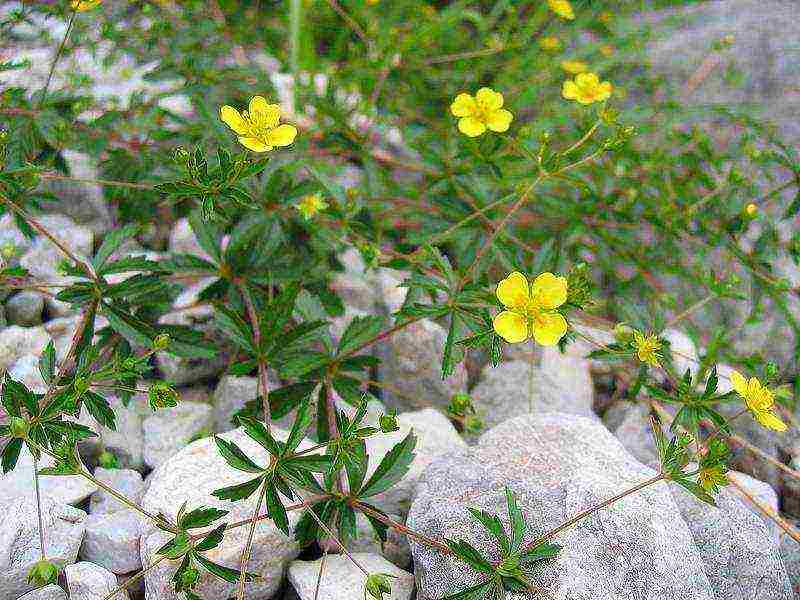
295,193 -> 328,220
632,331 -> 661,367
562,72 -> 613,105
697,464 -> 728,492
745,203 -> 758,216
492,271 -> 568,346
71,0 -> 102,10
560,60 -> 588,75
219,96 -> 297,153
730,371 -> 787,432
538,36 -> 562,52
548,0 -> 574,20
450,88 -> 513,138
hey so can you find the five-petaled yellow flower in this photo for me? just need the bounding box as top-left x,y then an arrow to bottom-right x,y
548,0 -> 574,20
538,36 -> 562,52
295,193 -> 328,220
71,0 -> 102,10
632,330 -> 661,367
450,88 -> 513,138
219,96 -> 297,153
697,464 -> 728,492
562,72 -> 613,105
560,60 -> 588,75
492,272 -> 568,346
730,371 -> 787,432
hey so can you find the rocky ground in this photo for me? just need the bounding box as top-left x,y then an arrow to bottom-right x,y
2,0 -> 800,599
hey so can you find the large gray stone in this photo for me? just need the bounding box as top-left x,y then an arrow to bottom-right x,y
168,217 -> 210,260
79,510 -> 144,574
365,408 -> 466,516
0,325 -> 50,373
5,291 -> 45,326
78,396 -> 145,471
89,468 -> 145,515
142,401 -> 213,469
377,319 -> 468,412
212,374 -> 280,433
728,471 -> 782,544
0,444 -> 96,507
17,584 -> 68,600
140,426 -> 312,599
779,522 -> 800,596
408,413 -> 719,599
287,553 -> 414,600
345,512 -> 412,570
470,357 -> 593,439
0,498 -> 86,599
65,562 -> 128,600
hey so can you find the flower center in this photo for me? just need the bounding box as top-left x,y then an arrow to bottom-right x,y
241,111 -> 270,137
472,99 -> 494,123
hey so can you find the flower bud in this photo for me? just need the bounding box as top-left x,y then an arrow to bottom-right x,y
27,559 -> 59,586
152,333 -> 171,351
365,573 -> 394,600
148,381 -> 179,411
379,412 -> 399,434
613,322 -> 634,344
98,450 -> 118,469
9,416 -> 30,439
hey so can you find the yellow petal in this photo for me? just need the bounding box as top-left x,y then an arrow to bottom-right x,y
597,81 -> 613,101
493,311 -> 529,344
562,81 -> 579,100
475,87 -> 503,111
486,109 -> 513,133
220,105 -> 248,134
729,370 -> 748,398
450,93 -> 476,118
755,410 -> 787,432
266,123 -> 298,147
496,271 -> 529,309
237,136 -> 272,152
458,117 -> 487,137
532,312 -> 568,346
530,272 -> 568,310
249,96 -> 281,128
576,72 -> 600,88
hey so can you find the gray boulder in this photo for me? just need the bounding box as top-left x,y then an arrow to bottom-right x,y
0,325 -> 50,373
89,468 -> 145,515
79,510 -> 144,574
287,553 -> 414,600
140,426 -> 312,599
77,397 -> 145,471
408,413 -> 722,599
5,291 -> 45,326
17,585 -> 68,600
0,498 -> 86,599
212,374 -> 279,433
779,523 -> 800,596
142,401 -> 213,469
377,319 -> 468,412
345,512 -> 412,570
65,562 -> 128,600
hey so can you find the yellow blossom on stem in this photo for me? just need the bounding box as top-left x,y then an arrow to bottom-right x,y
548,0 -> 574,20
560,60 -> 588,75
632,330 -> 661,367
697,464 -> 728,492
295,193 -> 328,220
71,0 -> 102,10
538,36 -> 562,52
730,371 -> 787,432
492,271 -> 568,346
562,72 -> 613,105
450,88 -> 513,138
745,203 -> 758,216
219,96 -> 297,153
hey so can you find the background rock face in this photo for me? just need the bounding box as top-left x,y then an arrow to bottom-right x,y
408,413 -> 792,599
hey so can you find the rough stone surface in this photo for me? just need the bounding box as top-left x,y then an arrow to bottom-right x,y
779,523 -> 800,596
365,408 -> 466,516
377,319 -> 468,411
79,510 -> 144,574
140,426 -> 312,599
661,328 -> 699,380
89,468 -> 145,515
17,584 -> 68,600
728,471 -> 782,544
470,358 -> 593,439
65,562 -> 128,600
287,553 -> 414,600
212,374 -> 279,432
0,325 -> 50,373
670,480 -> 792,598
0,498 -> 86,599
4,291 -> 45,326
142,401 -> 213,469
77,396 -> 145,471
602,401 -> 661,466
168,217 -> 210,259
408,413 -> 724,599
345,512 -> 412,569
8,353 -> 47,393
0,444 -> 96,506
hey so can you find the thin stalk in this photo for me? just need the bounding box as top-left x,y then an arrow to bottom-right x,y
102,554 -> 167,600
313,548 -> 328,600
236,480 -> 267,600
39,8 -> 77,107
238,282 -> 271,431
665,294 -> 714,329
353,501 -> 452,555
32,455 -> 46,559
304,505 -> 370,576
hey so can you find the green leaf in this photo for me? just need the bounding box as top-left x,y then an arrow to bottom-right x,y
179,507 -> 229,530
156,532 -> 192,559
466,507 -> 508,555
92,224 -> 139,269
1,438 -> 23,474
211,476 -> 264,502
188,210 -> 222,263
102,303 -> 154,348
519,541 -> 561,564
194,553 -> 260,583
194,523 -> 227,552
38,341 -> 56,386
213,436 -> 264,473
336,315 -> 385,358
265,482 -> 290,535
285,398 -> 313,452
238,417 -> 282,456
359,432 -> 417,497
505,488 -> 526,552
440,579 -> 495,600
83,392 -> 116,431
446,538 -> 494,575
214,306 -> 255,353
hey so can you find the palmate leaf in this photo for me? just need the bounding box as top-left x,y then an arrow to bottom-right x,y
336,315 -> 385,358
445,539 -> 494,575
466,507 -> 509,555
194,523 -> 227,552
83,392 -> 116,431
212,476 -> 264,502
194,553 -> 261,583
239,416 -> 283,457
179,506 -> 229,530
358,431 -> 417,498
265,481 -> 290,535
213,436 -> 265,473
1,438 -> 23,473
519,541 -> 561,565
38,340 -> 56,386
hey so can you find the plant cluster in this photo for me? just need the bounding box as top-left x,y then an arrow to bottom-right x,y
1,0 -> 799,598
